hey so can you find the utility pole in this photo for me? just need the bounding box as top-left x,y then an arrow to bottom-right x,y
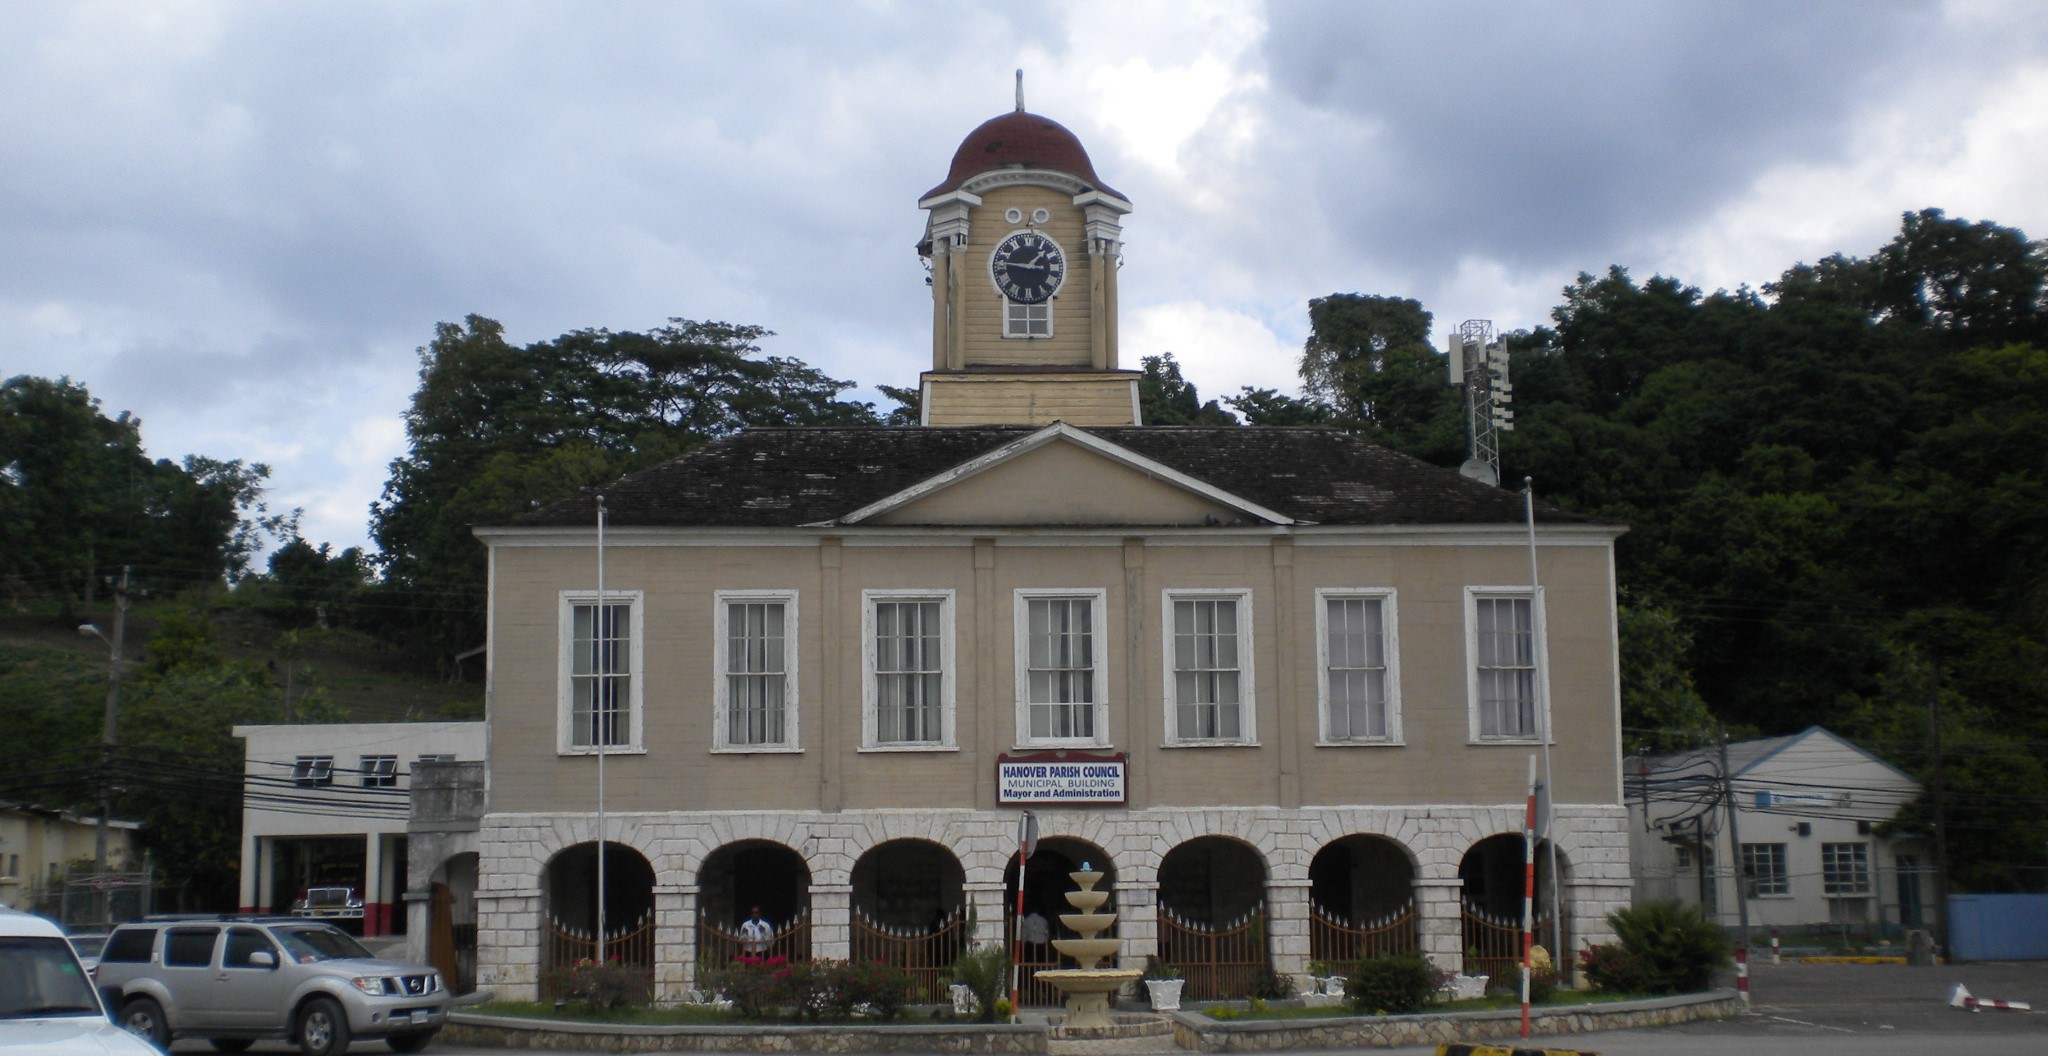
86,566 -> 131,927
1929,677 -> 1951,961
1718,723 -> 1752,953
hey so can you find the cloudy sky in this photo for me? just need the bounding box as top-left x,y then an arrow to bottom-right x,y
6,0 -> 2046,555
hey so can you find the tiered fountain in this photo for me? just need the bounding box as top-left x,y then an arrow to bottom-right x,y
1035,865 -> 1143,1030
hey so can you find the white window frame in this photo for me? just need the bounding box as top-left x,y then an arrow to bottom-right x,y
1822,841 -> 1872,896
1315,588 -> 1401,745
557,589 -> 646,756
861,590 -> 957,751
291,755 -> 333,787
713,590 -> 800,753
1464,586 -> 1551,744
1014,588 -> 1110,749
359,755 -> 398,788
1161,588 -> 1257,746
1742,842 -> 1790,897
1004,301 -> 1054,339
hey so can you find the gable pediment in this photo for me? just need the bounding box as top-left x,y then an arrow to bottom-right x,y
814,423 -> 1294,528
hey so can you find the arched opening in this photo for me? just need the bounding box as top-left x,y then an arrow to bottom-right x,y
1002,837 -> 1115,1007
541,841 -> 655,998
1157,836 -> 1270,999
1457,834 -> 1569,980
1308,835 -> 1418,966
426,852 -> 479,993
697,840 -> 811,965
849,839 -> 967,1002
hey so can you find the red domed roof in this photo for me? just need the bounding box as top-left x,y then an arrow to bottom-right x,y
923,110 -> 1124,201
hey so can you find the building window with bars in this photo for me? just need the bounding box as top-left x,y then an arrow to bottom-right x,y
865,592 -> 953,748
1017,590 -> 1106,746
1822,842 -> 1872,896
716,591 -> 797,751
558,591 -> 642,754
1468,589 -> 1543,741
1317,590 -> 1400,743
1164,590 -> 1254,744
1742,842 -> 1789,896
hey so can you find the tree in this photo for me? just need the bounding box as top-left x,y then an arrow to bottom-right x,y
1226,387 -> 1333,426
0,376 -> 286,605
370,315 -> 880,666
1137,353 -> 1236,425
1299,294 -> 1464,461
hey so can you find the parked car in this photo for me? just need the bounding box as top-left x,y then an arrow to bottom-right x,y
94,916 -> 448,1054
64,930 -> 108,971
0,907 -> 160,1055
290,886 -> 366,920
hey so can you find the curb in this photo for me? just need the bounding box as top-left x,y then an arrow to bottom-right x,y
1438,1046 -> 1599,1056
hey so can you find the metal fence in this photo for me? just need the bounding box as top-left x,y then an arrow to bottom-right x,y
848,906 -> 971,1003
1158,906 -> 1268,1000
1308,898 -> 1418,967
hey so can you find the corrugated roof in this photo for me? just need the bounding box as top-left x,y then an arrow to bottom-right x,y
500,425 -> 1606,530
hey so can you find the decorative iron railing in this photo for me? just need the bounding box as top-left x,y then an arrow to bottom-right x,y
848,906 -> 971,1003
1460,900 -> 1564,982
1158,905 -> 1267,1000
1308,898 -> 1419,967
540,910 -> 655,1000
697,907 -> 812,967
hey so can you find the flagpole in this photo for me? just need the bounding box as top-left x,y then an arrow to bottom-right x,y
595,495 -> 608,964
1523,480 -> 1563,963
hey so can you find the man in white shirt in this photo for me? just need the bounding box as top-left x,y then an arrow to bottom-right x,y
741,906 -> 773,957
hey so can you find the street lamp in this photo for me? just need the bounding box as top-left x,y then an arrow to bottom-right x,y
79,566 -> 129,926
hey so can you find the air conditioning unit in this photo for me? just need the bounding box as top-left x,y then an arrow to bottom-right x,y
1797,822 -> 1812,837
1857,820 -> 1873,835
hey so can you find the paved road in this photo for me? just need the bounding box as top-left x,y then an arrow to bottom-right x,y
168,960 -> 2046,1054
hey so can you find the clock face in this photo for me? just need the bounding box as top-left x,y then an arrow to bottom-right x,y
990,230 -> 1067,304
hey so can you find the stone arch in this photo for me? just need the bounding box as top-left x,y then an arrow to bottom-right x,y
850,837 -> 966,928
1156,835 -> 1270,999
425,851 -> 479,993
540,840 -> 656,991
1456,832 -> 1568,979
1308,834 -> 1419,964
697,839 -> 812,964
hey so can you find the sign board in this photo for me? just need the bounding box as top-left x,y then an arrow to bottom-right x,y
998,752 -> 1127,805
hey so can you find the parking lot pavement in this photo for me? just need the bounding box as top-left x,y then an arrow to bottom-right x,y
1665,960 -> 2046,1037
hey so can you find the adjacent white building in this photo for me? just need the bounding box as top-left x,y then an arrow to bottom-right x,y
1627,726 -> 1931,934
232,722 -> 485,936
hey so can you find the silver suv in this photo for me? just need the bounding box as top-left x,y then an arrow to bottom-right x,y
94,916 -> 448,1054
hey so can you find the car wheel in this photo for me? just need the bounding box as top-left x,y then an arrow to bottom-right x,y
120,996 -> 170,1047
209,1041 -> 255,1054
296,995 -> 352,1056
386,1029 -> 437,1053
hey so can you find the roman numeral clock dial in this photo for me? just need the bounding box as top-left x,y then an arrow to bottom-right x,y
990,230 -> 1066,304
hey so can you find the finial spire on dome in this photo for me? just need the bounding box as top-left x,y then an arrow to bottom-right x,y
1015,68 -> 1025,112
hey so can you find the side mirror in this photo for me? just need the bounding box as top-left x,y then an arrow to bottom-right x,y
248,950 -> 277,969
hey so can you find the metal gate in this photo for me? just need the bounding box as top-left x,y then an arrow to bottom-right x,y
1308,898 -> 1418,966
1157,906 -> 1267,1000
1003,917 -> 1116,1008
1460,900 -> 1561,981
848,906 -> 970,1003
540,910 -> 655,1000
697,907 -> 811,966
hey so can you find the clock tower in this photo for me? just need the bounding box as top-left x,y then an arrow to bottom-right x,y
916,79 -> 1137,426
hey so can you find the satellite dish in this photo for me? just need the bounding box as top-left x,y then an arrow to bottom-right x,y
1458,458 -> 1498,486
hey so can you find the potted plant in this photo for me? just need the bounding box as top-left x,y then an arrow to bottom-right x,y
1142,958 -> 1184,1011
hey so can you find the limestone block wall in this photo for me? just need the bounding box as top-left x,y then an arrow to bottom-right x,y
473,803 -> 1628,1001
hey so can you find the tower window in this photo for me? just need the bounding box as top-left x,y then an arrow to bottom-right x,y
1005,302 -> 1052,338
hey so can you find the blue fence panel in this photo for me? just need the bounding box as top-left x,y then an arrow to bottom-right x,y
1948,894 -> 2048,961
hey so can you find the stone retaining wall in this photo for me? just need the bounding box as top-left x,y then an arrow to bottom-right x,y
444,991 -> 1741,1053
1170,991 -> 1744,1052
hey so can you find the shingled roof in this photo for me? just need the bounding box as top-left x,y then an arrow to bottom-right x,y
502,426 -> 1604,530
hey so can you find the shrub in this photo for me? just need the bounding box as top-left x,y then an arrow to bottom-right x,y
1347,950 -> 1443,1015
952,944 -> 1010,1023
545,958 -> 650,1010
1605,900 -> 1732,994
1579,942 -> 1657,994
1249,965 -> 1296,1000
832,959 -> 913,1021
700,956 -> 790,1019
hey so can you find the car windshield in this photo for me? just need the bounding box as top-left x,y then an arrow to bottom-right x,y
0,936 -> 101,1019
274,926 -> 374,962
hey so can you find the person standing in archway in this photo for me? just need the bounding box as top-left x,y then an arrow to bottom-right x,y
741,905 -> 773,958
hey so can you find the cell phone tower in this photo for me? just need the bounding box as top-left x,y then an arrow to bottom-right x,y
1446,319 -> 1513,485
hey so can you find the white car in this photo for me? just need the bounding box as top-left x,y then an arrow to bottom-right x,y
0,907 -> 161,1055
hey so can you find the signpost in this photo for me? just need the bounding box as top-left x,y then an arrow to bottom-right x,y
1010,811 -> 1039,1022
